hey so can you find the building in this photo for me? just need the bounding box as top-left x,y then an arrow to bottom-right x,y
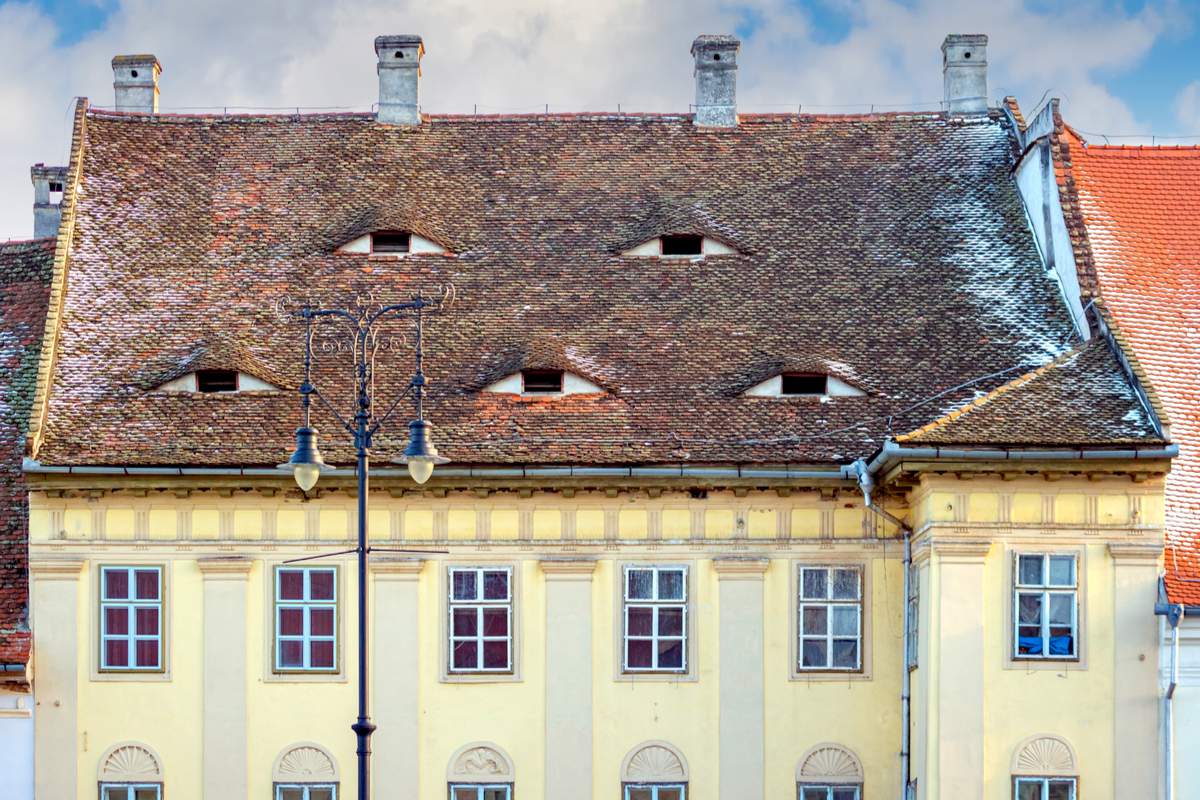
24,33 -> 1171,800
1009,98 -> 1200,799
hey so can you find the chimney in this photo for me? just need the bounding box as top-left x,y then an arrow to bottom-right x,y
375,35 -> 424,125
691,35 -> 740,127
112,54 -> 161,113
30,164 -> 68,239
941,34 -> 989,115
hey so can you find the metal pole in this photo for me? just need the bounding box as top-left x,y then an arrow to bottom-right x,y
351,366 -> 376,799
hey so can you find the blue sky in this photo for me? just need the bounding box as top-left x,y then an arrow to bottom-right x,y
1,0 -> 1198,239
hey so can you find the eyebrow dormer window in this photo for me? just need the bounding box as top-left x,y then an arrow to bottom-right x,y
522,369 -> 564,393
745,372 -> 866,398
660,234 -> 702,256
483,368 -> 602,396
371,232 -> 411,254
155,370 -> 279,393
781,373 -> 827,396
621,234 -> 738,258
196,369 -> 239,393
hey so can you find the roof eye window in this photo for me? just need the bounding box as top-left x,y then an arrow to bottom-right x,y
660,234 -> 703,256
781,373 -> 827,396
622,234 -> 737,258
744,372 -> 866,398
337,231 -> 445,256
196,369 -> 239,393
522,369 -> 564,393
154,370 -> 279,394
371,232 -> 411,254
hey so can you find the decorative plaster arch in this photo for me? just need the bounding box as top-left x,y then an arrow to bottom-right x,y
272,742 -> 339,782
796,743 -> 864,783
447,742 -> 515,781
1011,735 -> 1078,776
620,741 -> 689,782
97,742 -> 163,782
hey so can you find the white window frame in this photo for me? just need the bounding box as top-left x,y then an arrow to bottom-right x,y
448,567 -> 514,673
906,561 -> 920,670
99,566 -> 163,672
275,784 -> 337,800
1013,553 -> 1079,660
624,784 -> 687,800
274,567 -> 338,673
622,565 -> 689,673
448,784 -> 512,800
797,565 -> 863,672
798,786 -> 862,800
1013,776 -> 1077,799
99,785 -> 162,800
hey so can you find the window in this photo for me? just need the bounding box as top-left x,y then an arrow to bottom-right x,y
449,567 -> 513,673
1014,777 -> 1076,800
276,787 -> 335,800
100,787 -> 160,800
195,369 -> 238,393
275,567 -> 337,672
799,787 -> 860,800
660,234 -> 703,256
798,566 -> 862,671
520,369 -> 563,394
371,231 -> 410,253
623,565 -> 688,672
625,785 -> 686,800
100,566 -> 163,671
906,561 -> 919,669
449,786 -> 511,800
1014,554 -> 1078,659
782,374 -> 828,396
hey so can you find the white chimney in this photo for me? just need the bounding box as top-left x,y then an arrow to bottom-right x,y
112,54 -> 161,113
30,164 -> 67,239
375,35 -> 424,125
691,35 -> 740,127
942,34 -> 988,115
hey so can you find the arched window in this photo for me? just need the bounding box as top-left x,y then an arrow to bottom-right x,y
796,743 -> 863,800
447,742 -> 514,800
1011,735 -> 1078,799
621,741 -> 688,800
272,743 -> 339,800
97,742 -> 163,800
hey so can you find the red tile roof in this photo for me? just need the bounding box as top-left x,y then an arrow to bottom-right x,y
1054,114 -> 1200,604
0,238 -> 54,671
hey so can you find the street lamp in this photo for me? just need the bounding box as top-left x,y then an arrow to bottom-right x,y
276,291 -> 450,800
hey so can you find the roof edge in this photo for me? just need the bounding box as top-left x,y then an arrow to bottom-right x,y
1090,303 -> 1171,439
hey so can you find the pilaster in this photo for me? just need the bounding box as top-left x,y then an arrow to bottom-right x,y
198,557 -> 251,800
714,557 -> 768,800
30,557 -> 84,799
371,558 -> 424,798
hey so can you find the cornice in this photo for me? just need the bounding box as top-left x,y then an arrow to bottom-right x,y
1107,542 -> 1162,564
196,556 -> 253,578
713,556 -> 770,579
29,556 -> 85,579
370,558 -> 425,580
540,558 -> 598,580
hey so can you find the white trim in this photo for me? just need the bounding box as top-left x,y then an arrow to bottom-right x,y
98,566 -> 164,673
622,565 -> 688,673
447,566 -> 514,673
274,566 -> 338,673
1012,553 -> 1079,660
796,565 -> 863,672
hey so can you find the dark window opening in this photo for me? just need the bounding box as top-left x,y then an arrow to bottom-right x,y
371,232 -> 411,254
48,182 -> 63,193
660,234 -> 703,256
522,369 -> 564,393
781,373 -> 828,396
196,369 -> 239,393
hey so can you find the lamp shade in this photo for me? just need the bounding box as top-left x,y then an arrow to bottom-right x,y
393,418 -> 449,484
277,426 -> 333,491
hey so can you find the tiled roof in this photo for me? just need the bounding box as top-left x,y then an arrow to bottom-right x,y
30,103 -> 1157,468
0,238 -> 54,669
1054,120 -> 1200,603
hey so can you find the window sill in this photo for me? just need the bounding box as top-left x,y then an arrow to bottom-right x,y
263,670 -> 348,684
615,670 -> 697,683
90,669 -> 172,683
440,671 -> 522,684
790,669 -> 872,683
1005,656 -> 1086,672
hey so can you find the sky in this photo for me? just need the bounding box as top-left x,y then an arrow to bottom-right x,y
0,0 -> 1197,240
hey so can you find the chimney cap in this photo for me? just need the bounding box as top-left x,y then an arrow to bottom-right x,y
375,35 -> 424,57
941,33 -> 988,51
111,54 -> 161,71
30,164 -> 67,182
691,34 -> 740,56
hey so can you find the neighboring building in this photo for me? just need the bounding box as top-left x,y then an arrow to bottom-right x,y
1010,100 -> 1200,800
24,34 -> 1171,800
0,236 -> 55,799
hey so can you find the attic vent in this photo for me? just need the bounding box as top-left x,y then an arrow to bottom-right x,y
781,373 -> 827,396
197,369 -> 239,393
522,369 -> 564,393
372,232 -> 411,254
661,234 -> 703,256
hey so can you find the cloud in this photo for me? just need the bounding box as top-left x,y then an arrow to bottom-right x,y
0,0 -> 1182,239
1177,80 -> 1200,132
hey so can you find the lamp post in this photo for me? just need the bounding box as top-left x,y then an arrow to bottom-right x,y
277,293 -> 449,800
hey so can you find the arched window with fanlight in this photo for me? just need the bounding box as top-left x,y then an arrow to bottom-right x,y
1011,735 -> 1078,800
97,742 -> 163,800
447,742 -> 515,799
796,743 -> 863,800
272,743 -> 339,800
621,741 -> 688,800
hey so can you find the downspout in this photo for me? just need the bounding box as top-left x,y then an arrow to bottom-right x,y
850,458 -> 912,800
1165,603 -> 1183,800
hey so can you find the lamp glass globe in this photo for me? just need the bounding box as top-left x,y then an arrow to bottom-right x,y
407,457 -> 435,485
294,463 -> 322,492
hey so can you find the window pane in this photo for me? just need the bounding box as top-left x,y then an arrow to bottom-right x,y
1048,594 -> 1073,626
802,569 -> 828,599
452,789 -> 478,800
833,789 -> 860,800
105,607 -> 129,635
278,789 -> 304,800
483,571 -> 509,600
627,639 -> 653,668
1018,626 -> 1043,655
658,570 -> 685,600
802,789 -> 830,800
1048,556 -> 1075,586
627,569 -> 653,599
104,569 -> 129,600
1015,780 -> 1041,800
452,571 -> 477,601
134,570 -> 159,600
1018,593 -> 1042,624
279,640 -> 304,668
658,639 -> 684,669
802,639 -> 828,668
309,570 -> 335,601
1049,628 -> 1074,656
310,608 -> 335,637
659,789 -> 683,800
1048,780 -> 1075,800
134,789 -> 160,800
135,608 -> 159,636
658,607 -> 684,636
310,640 -> 335,669
279,608 -> 304,636
802,606 -> 828,635
135,639 -> 159,668
279,570 -> 304,600
627,788 -> 654,800
483,640 -> 509,669
832,568 -> 860,599
101,787 -> 127,800
453,608 -> 478,636
483,789 -> 509,800
105,639 -> 129,668
831,606 -> 858,636
452,641 -> 478,670
627,607 -> 653,636
310,788 -> 335,800
1019,555 -> 1044,585
482,608 -> 508,636
832,639 -> 859,668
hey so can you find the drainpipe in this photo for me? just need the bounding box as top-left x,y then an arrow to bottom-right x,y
850,458 -> 912,800
1165,603 -> 1183,800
